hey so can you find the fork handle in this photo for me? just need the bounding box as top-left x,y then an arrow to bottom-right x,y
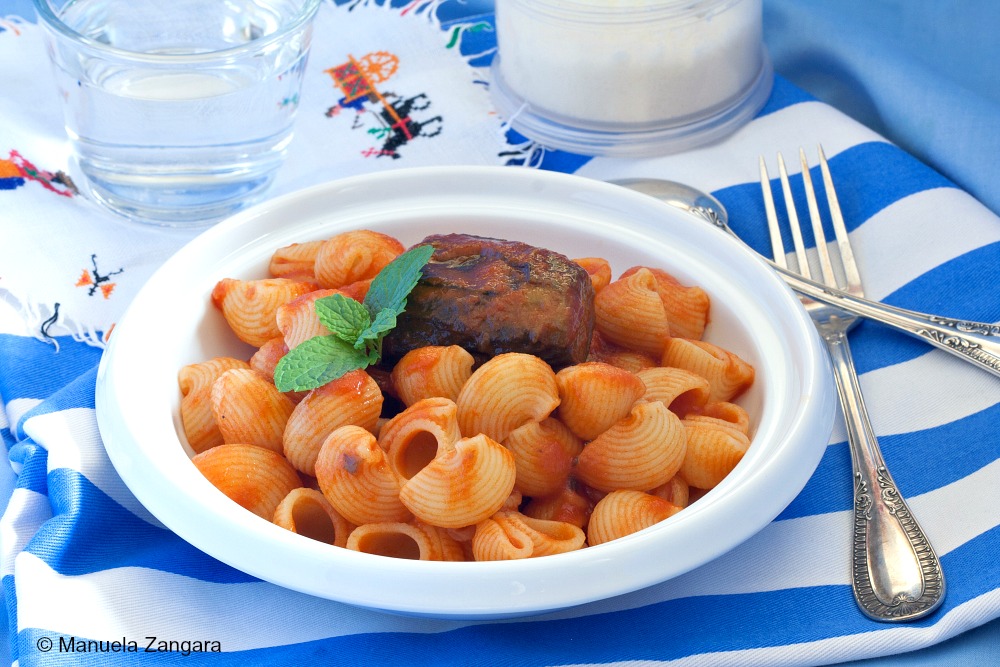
777,268 -> 1000,378
823,329 -> 946,622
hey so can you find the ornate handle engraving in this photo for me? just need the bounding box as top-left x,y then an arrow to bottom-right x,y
828,331 -> 946,622
852,469 -> 946,620
917,328 -> 1000,373
776,270 -> 1000,379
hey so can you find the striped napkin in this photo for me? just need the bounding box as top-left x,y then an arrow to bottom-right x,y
2,1 -> 999,665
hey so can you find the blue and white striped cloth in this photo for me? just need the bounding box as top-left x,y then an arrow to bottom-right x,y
2,1 -> 999,665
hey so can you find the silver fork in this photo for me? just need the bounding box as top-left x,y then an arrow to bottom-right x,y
760,146 -> 946,622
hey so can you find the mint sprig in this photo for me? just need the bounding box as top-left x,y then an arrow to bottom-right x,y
273,244 -> 434,392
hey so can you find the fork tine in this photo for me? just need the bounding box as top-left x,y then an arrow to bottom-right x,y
818,145 -> 863,293
799,148 -> 838,286
758,155 -> 787,270
777,152 -> 813,279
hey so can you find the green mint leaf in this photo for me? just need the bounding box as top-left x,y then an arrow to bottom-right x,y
315,293 -> 371,343
363,244 -> 435,316
274,335 -> 371,392
272,242 -> 435,392
356,306 -> 400,346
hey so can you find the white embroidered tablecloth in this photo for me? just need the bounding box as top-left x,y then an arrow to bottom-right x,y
2,1 -> 999,665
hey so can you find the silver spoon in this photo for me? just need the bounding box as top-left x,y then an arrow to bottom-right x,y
611,178 -> 1000,380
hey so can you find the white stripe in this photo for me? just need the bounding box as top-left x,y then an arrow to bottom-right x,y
14,459 -> 1000,647
559,588 -> 1000,667
573,101 -> 887,194
0,489 -> 51,578
21,408 -> 161,527
6,399 -> 41,435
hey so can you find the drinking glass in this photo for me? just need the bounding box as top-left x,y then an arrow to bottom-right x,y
34,0 -> 322,226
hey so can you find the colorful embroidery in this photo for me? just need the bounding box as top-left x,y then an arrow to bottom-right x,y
75,254 -> 124,300
445,21 -> 492,49
324,52 -> 442,159
0,150 -> 78,197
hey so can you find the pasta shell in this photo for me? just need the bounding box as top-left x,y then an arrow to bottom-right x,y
269,240 -> 324,280
471,515 -> 532,560
635,366 -> 711,417
273,487 -> 354,548
391,345 -> 475,407
500,489 -> 523,512
314,425 -> 411,525
399,434 -> 516,529
211,277 -> 318,347
211,368 -> 295,453
178,357 -> 250,454
573,257 -> 612,293
574,401 -> 686,492
620,266 -> 711,340
379,397 -> 462,480
337,279 -> 372,303
249,337 -> 287,380
648,475 -> 690,508
283,370 -> 383,476
680,418 -> 751,489
275,288 -> 339,350
192,444 -> 301,520
346,520 -> 464,561
456,352 -> 560,442
249,338 -> 308,403
587,330 -> 659,373
520,484 -> 593,529
472,511 -> 586,561
587,489 -> 682,546
555,362 -> 646,440
685,401 -> 751,436
314,230 -> 405,289
503,418 -> 582,497
661,338 -> 755,403
594,268 -> 670,356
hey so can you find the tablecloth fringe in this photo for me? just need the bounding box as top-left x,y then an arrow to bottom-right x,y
0,288 -> 107,352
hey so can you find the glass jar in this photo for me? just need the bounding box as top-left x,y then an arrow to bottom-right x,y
491,0 -> 772,157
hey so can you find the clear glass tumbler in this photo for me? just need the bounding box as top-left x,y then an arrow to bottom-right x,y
34,0 -> 322,226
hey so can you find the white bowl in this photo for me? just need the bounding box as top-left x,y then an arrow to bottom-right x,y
95,166 -> 836,619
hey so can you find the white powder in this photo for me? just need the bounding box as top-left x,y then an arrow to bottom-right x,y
494,0 -> 763,126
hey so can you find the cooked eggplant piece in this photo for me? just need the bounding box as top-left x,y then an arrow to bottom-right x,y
382,234 -> 595,368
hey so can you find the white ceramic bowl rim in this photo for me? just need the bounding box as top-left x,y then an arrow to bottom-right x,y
95,166 -> 835,619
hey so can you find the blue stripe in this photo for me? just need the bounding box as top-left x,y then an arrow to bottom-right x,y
26,468 -> 256,584
16,525 -> 1000,666
0,335 -> 103,404
780,400 -> 1000,520
8,441 -> 48,495
2,576 -> 16,666
714,141 -> 957,258
15,367 -> 98,439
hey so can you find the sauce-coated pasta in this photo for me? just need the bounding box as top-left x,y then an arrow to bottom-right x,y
182,229 -> 757,561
